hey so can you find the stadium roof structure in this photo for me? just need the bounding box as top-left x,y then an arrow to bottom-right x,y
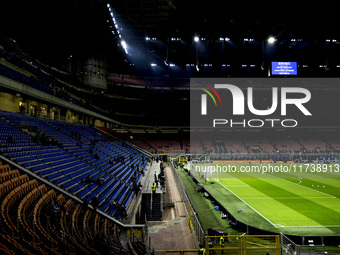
1,1 -> 340,77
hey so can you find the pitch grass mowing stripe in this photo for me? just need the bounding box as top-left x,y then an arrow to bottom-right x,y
202,180 -> 277,231
214,168 -> 340,197
218,178 -> 323,227
251,178 -> 340,226
190,163 -> 340,235
215,179 -> 277,228
242,196 -> 335,199
278,178 -> 336,198
294,177 -> 340,198
215,179 -> 338,235
247,176 -> 334,198
222,177 -> 340,227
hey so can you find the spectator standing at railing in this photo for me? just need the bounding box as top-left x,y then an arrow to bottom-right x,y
219,236 -> 225,247
199,245 -> 205,255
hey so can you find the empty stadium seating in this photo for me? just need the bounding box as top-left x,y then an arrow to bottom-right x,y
0,108 -> 153,254
0,160 -> 131,254
0,110 -> 149,217
187,137 -> 340,155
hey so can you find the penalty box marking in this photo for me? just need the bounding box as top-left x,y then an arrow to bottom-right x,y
218,174 -> 250,187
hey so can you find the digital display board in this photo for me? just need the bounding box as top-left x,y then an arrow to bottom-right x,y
271,62 -> 297,75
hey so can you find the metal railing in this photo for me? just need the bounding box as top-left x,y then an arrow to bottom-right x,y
192,152 -> 340,162
169,160 -> 206,247
128,219 -> 154,254
160,234 -> 280,255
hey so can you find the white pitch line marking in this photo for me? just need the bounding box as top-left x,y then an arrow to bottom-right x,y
276,177 -> 336,198
223,174 -> 250,187
215,178 -> 277,228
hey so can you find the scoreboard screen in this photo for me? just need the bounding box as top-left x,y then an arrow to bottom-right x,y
271,62 -> 297,75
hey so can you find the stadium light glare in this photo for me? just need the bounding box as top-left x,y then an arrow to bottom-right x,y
121,40 -> 128,54
268,36 -> 276,43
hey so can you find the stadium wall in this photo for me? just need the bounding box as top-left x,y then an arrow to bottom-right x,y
0,74 -> 116,126
0,91 -> 22,112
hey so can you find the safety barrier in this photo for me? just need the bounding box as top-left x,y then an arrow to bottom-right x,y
161,234 -> 280,255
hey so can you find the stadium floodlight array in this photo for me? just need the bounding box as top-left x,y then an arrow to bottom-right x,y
106,3 -> 128,55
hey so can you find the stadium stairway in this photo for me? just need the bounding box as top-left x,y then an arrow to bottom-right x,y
146,164 -> 197,252
140,193 -> 162,222
149,193 -> 162,221
137,160 -> 164,223
140,193 -> 152,221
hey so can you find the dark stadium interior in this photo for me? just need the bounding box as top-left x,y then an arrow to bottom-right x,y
1,1 -> 340,255
2,1 -> 340,77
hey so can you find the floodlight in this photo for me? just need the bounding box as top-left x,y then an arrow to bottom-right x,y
268,36 -> 276,43
121,40 -> 128,54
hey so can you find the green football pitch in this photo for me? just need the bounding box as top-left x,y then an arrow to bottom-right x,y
189,163 -> 340,236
